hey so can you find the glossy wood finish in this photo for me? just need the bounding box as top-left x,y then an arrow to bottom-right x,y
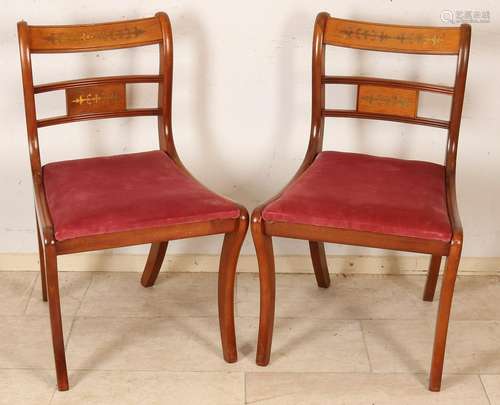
309,241 -> 330,288
423,255 -> 442,302
251,12 -> 470,392
141,241 -> 168,287
35,215 -> 47,301
324,17 -> 461,54
218,213 -> 249,363
29,17 -> 162,53
357,84 -> 418,118
18,12 -> 248,391
66,83 -> 126,116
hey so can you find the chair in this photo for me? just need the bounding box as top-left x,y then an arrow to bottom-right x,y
17,12 -> 248,391
251,12 -> 470,392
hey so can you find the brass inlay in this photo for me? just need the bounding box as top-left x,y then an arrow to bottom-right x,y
71,92 -> 119,106
337,27 -> 445,47
43,26 -> 146,45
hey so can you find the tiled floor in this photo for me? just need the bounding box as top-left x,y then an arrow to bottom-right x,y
1,271 -> 499,404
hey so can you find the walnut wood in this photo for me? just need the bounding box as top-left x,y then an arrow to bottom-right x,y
429,243 -> 461,391
323,109 -> 449,129
37,108 -> 161,128
43,242 -> 68,391
322,75 -> 454,95
357,84 -> 418,118
266,222 -> 450,255
18,12 -> 248,391
324,17 -> 461,54
35,74 -> 162,93
218,212 -> 249,363
423,255 -> 442,302
252,210 -> 276,367
35,215 -> 48,301
309,241 -> 330,288
251,12 -> 470,392
66,83 -> 126,116
29,16 -> 162,53
141,241 -> 168,287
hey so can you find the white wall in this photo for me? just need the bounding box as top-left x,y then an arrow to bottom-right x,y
0,0 -> 498,257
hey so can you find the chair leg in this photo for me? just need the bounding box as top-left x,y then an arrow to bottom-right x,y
218,210 -> 248,363
429,244 -> 461,392
309,241 -> 330,288
44,243 -> 69,391
252,212 -> 276,366
141,242 -> 168,287
35,216 -> 47,301
423,255 -> 442,302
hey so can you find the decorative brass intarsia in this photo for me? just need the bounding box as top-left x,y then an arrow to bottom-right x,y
43,26 -> 146,45
357,85 -> 418,118
66,83 -> 126,116
324,18 -> 461,54
71,92 -> 119,106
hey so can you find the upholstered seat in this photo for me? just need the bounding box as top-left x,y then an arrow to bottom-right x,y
43,150 -> 240,241
262,151 -> 452,242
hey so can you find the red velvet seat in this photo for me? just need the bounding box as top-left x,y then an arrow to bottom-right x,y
43,150 -> 240,241
262,151 -> 452,242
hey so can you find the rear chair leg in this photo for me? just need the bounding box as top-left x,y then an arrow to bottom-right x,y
141,242 -> 168,287
35,216 -> 47,301
309,241 -> 330,288
423,255 -> 442,302
44,242 -> 68,391
252,212 -> 276,366
429,244 -> 461,391
218,209 -> 248,363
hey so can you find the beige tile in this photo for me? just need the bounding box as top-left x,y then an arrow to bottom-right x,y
363,320 -> 500,374
0,272 -> 36,315
78,272 -> 219,317
51,371 -> 244,405
0,316 -> 73,369
0,369 -> 54,405
66,317 -> 368,373
245,373 -> 489,404
451,276 -> 500,320
26,272 -> 93,317
480,375 -> 500,405
237,274 -> 434,320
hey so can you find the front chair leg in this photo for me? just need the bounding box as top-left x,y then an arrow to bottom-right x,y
44,243 -> 68,391
35,216 -> 47,301
251,212 -> 276,366
141,242 -> 168,287
429,243 -> 461,391
218,209 -> 248,363
309,241 -> 330,288
423,255 -> 442,302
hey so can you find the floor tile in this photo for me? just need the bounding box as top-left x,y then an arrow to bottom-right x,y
245,373 -> 489,404
26,272 -> 93,317
0,316 -> 73,369
237,273 -> 434,320
0,369 -> 54,405
0,272 -> 36,315
480,375 -> 500,405
451,276 -> 500,320
66,317 -> 368,373
78,273 -> 219,317
51,371 -> 244,405
363,320 -> 500,373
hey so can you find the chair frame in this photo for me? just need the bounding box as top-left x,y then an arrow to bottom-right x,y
18,12 -> 248,391
251,12 -> 470,392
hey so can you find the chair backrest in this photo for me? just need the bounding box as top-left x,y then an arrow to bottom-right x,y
309,12 -> 471,174
17,12 -> 174,179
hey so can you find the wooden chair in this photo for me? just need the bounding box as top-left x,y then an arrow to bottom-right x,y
251,12 -> 470,391
17,12 -> 248,391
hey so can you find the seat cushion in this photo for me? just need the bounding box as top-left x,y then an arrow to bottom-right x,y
43,151 -> 240,241
262,151 -> 452,242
